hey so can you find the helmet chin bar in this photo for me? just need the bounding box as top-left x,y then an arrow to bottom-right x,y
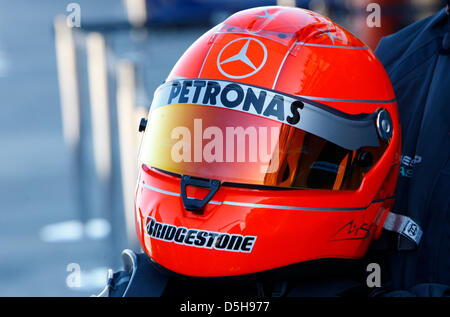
180,175 -> 221,213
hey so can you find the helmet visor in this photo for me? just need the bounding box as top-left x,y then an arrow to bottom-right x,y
139,79 -> 388,190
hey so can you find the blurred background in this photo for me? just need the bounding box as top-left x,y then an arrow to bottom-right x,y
0,0 -> 446,296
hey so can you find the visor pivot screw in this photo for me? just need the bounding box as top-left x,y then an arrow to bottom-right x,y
139,118 -> 147,132
381,119 -> 390,133
376,109 -> 393,141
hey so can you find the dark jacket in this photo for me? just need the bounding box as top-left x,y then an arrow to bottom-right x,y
373,6 -> 450,296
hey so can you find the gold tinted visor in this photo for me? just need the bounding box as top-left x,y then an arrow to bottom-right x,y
139,80 -> 389,190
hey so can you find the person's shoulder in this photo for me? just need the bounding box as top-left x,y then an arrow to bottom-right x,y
375,8 -> 447,71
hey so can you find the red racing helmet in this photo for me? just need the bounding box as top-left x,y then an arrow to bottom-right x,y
134,6 -> 401,278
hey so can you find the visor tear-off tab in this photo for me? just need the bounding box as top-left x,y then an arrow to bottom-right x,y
383,211 -> 423,251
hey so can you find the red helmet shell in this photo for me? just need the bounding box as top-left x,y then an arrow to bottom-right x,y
135,6 -> 400,277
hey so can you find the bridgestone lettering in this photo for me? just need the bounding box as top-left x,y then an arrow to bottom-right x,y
145,216 -> 257,253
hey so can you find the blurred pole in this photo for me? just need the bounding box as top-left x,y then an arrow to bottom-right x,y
116,61 -> 146,251
123,0 -> 148,27
86,32 -> 119,265
86,33 -> 112,181
54,15 -> 89,224
277,0 -> 296,7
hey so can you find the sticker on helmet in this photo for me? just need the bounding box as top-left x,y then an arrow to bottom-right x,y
330,219 -> 371,241
145,216 -> 257,253
150,79 -> 381,150
216,37 -> 268,79
162,79 -> 302,125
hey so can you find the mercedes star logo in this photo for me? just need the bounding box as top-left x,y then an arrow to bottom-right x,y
217,37 -> 267,79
